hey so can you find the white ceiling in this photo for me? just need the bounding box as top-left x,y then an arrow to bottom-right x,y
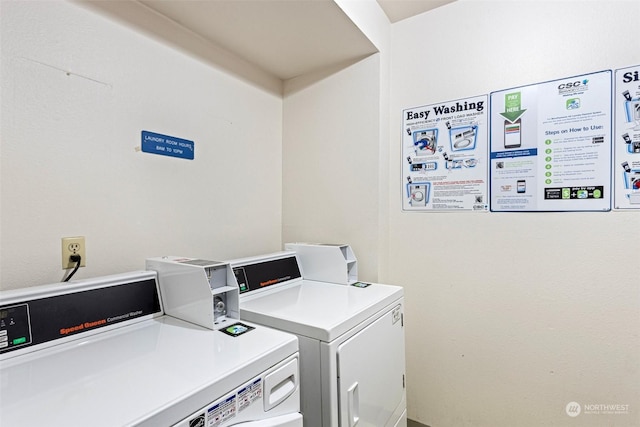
376,0 -> 456,23
128,0 -> 456,81
139,0 -> 378,81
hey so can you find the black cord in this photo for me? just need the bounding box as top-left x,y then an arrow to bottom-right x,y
63,254 -> 82,282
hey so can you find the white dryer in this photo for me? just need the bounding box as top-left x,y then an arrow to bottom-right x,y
227,252 -> 407,427
0,271 -> 302,427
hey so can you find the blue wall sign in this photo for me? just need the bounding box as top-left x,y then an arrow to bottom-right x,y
141,131 -> 194,160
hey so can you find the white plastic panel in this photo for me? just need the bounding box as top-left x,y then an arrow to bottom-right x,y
392,409 -> 407,427
296,335 -> 323,427
240,280 -> 403,342
284,243 -> 357,285
0,316 -> 298,427
337,305 -> 406,427
264,357 -> 299,411
146,257 -> 241,331
231,412 -> 303,426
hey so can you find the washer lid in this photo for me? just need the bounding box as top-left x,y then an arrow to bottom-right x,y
0,316 -> 297,427
239,280 -> 403,342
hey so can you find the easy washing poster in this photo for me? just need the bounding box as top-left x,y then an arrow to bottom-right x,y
614,64 -> 640,209
402,95 -> 489,211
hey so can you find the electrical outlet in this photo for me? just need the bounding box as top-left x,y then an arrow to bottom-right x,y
61,236 -> 86,269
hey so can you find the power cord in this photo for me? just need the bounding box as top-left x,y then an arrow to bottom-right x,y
63,254 -> 82,282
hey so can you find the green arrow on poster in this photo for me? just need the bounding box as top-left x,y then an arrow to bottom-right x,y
500,92 -> 527,122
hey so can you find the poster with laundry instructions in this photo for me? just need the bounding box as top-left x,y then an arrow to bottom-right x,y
489,70 -> 612,212
614,64 -> 640,209
402,95 -> 488,211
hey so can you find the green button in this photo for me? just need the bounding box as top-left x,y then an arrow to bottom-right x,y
13,337 -> 26,345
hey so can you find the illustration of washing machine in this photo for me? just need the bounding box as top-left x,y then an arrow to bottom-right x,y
625,101 -> 640,122
449,127 -> 477,152
413,130 -> 437,155
408,184 -> 429,206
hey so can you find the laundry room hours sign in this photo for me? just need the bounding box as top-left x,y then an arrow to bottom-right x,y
141,130 -> 195,160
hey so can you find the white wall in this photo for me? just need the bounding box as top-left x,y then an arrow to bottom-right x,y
282,0 -> 391,282
0,1 -> 283,289
389,1 -> 639,426
282,53 -> 381,281
334,0 -> 393,280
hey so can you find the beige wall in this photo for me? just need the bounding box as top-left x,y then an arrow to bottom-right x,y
389,1 -> 639,426
282,54 -> 382,281
282,0 -> 391,282
0,1 -> 284,289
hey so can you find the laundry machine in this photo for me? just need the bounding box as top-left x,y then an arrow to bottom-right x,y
0,271 -> 302,427
227,251 -> 407,427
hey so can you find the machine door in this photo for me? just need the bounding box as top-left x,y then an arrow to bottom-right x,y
337,305 -> 405,427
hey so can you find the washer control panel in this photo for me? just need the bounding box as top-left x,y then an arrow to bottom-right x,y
0,304 -> 32,352
0,275 -> 161,358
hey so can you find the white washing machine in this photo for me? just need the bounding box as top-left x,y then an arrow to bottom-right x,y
0,271 -> 302,427
227,252 -> 407,427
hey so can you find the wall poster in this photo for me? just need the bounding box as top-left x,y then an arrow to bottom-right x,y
489,70 -> 612,212
614,65 -> 640,209
402,95 -> 488,211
